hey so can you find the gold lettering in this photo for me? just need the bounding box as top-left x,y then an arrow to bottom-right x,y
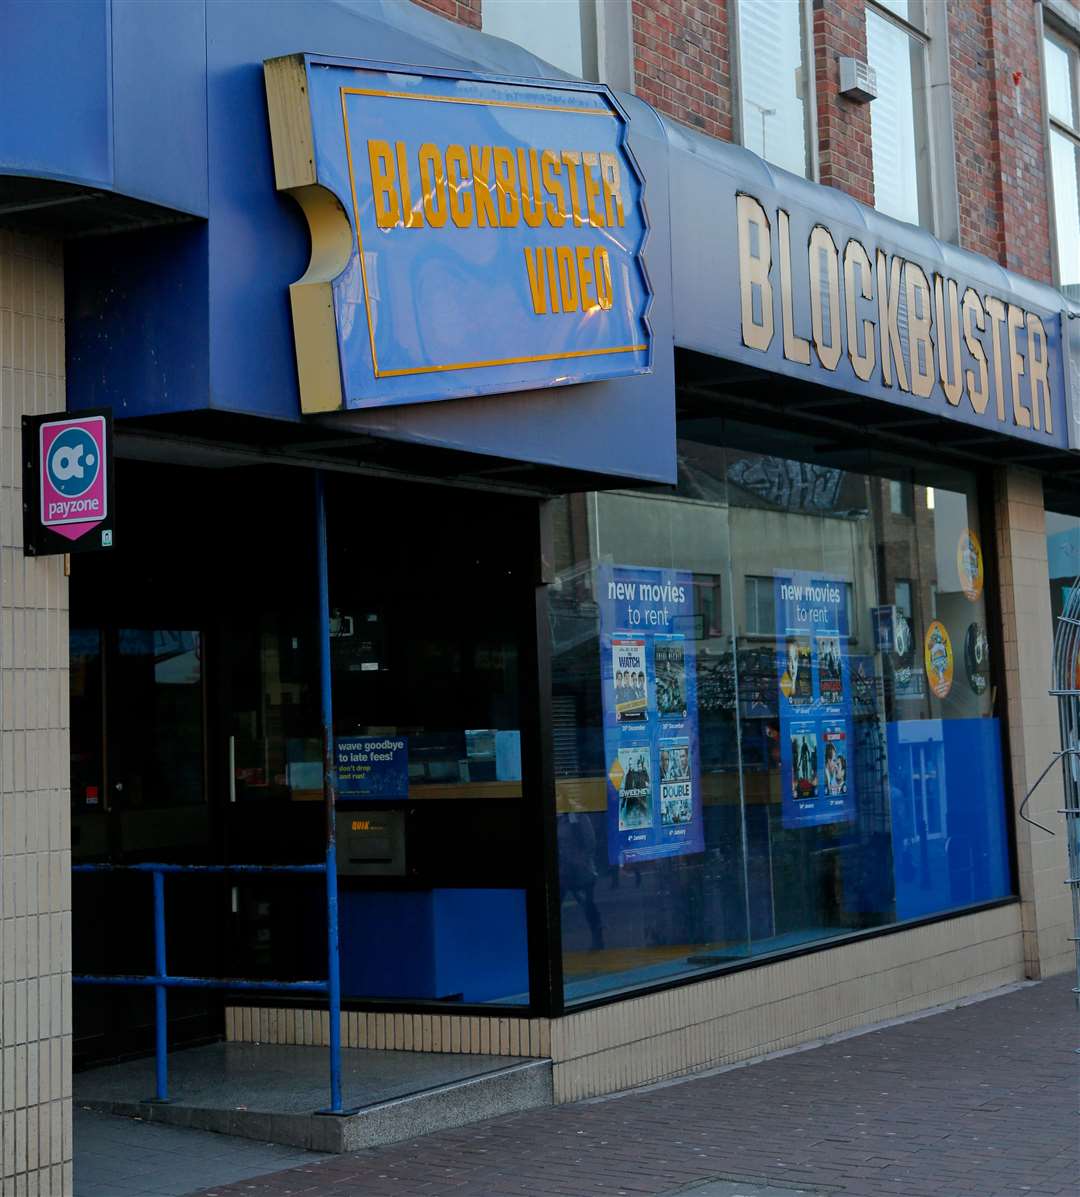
581,151 -> 605,227
367,139 -> 400,228
445,145 -> 474,228
395,140 -> 423,228
599,152 -> 624,227
557,245 -> 579,311
905,262 -> 934,399
470,145 -> 498,227
545,246 -> 561,312
517,148 -> 544,228
778,210 -> 811,365
1027,313 -> 1053,434
809,226 -> 841,371
1006,303 -> 1031,429
962,288 -> 989,415
933,274 -> 963,406
736,194 -> 774,352
594,246 -> 613,310
576,245 -> 596,308
561,150 -> 585,226
984,295 -> 1008,421
541,150 -> 566,228
876,251 -> 909,391
523,248 -> 548,314
492,147 -> 520,227
843,239 -> 876,382
418,143 -> 448,228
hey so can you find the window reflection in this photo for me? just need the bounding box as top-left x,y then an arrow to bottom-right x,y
553,435 -> 1012,1003
737,0 -> 812,177
866,5 -> 931,227
1044,31 -> 1080,286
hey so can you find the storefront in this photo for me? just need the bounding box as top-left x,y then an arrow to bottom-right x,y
3,0 -> 1077,1111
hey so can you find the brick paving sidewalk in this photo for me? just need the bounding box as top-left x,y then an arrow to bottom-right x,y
190,976 -> 1079,1197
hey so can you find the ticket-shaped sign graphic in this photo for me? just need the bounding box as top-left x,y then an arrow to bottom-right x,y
39,414 -> 108,541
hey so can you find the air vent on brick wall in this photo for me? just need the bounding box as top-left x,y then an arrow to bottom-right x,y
838,57 -> 877,104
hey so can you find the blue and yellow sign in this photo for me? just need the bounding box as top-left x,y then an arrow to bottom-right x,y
265,55 -> 653,413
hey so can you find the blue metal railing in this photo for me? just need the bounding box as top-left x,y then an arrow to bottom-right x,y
72,861 -> 344,1111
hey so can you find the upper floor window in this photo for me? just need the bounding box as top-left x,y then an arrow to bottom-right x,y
865,0 -> 933,227
734,0 -> 814,177
483,0 -> 597,80
1044,30 -> 1080,287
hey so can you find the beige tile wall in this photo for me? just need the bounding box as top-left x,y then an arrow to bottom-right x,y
995,467 -> 1073,979
0,231 -> 72,1196
547,903 -> 1023,1101
229,903 -> 1024,1102
225,1005 -> 552,1060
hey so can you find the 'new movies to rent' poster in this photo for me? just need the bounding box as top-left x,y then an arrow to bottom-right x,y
775,570 -> 856,829
598,564 -> 704,865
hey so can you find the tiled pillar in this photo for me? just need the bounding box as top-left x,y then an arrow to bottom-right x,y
0,232 -> 72,1195
995,466 -> 1073,980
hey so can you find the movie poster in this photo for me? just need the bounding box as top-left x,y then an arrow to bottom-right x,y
789,723 -> 819,800
821,723 -> 849,797
612,638 -> 649,723
659,737 -> 692,826
599,564 -> 704,865
655,638 -> 688,719
775,570 -> 857,828
615,745 -> 653,830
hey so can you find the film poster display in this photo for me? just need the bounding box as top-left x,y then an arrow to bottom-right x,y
598,564 -> 704,865
775,570 -> 857,829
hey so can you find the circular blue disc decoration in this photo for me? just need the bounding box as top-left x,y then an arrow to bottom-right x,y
46,427 -> 100,498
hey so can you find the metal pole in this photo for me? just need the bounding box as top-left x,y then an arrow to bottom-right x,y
152,869 -> 169,1102
315,470 -> 344,1114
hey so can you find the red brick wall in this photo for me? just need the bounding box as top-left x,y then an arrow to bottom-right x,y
410,0 -> 480,29
812,0 -> 874,207
949,0 -> 1005,263
631,0 -> 733,141
982,0 -> 1054,282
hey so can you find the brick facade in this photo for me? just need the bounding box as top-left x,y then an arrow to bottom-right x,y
812,0 -> 875,206
949,0 -> 1005,262
982,0 -> 1055,282
631,0 -> 733,141
411,0 -> 480,31
413,0 -> 1068,283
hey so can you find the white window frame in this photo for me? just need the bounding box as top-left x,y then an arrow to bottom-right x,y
481,0 -> 633,89
730,0 -> 819,181
864,0 -> 959,240
1038,1 -> 1080,289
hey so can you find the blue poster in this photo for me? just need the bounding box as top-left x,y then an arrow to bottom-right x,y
775,571 -> 856,828
336,736 -> 409,799
598,564 -> 704,865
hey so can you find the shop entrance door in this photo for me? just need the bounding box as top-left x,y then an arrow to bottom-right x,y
71,625 -> 223,1067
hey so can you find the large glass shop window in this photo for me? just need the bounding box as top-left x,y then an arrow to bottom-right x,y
1046,509 -> 1080,621
551,437 -> 1012,1003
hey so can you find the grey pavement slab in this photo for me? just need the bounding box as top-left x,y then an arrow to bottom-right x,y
74,1107 -> 325,1197
181,975 -> 1080,1197
678,1185 -> 819,1196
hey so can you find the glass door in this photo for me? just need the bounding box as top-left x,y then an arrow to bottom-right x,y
72,626 -> 221,1066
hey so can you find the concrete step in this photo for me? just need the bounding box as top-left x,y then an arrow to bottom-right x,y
77,1051 -> 553,1152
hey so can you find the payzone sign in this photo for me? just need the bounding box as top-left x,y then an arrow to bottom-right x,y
23,409 -> 114,556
